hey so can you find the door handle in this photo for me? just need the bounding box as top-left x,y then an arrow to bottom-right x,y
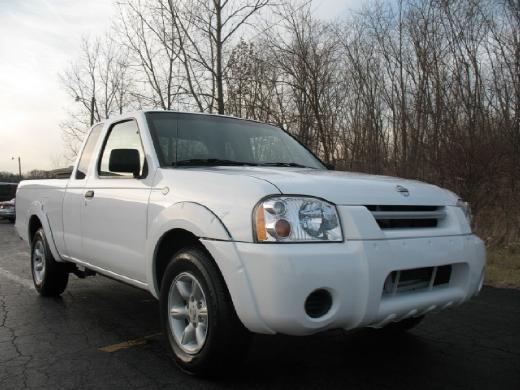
84,190 -> 95,199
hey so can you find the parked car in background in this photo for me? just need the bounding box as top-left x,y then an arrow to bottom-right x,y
15,111 -> 486,376
0,198 -> 15,222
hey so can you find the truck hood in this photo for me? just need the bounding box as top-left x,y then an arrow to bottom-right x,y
186,167 -> 458,206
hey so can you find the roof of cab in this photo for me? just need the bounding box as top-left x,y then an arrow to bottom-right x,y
104,109 -> 268,126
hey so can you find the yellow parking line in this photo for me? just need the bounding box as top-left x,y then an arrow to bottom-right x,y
98,333 -> 162,353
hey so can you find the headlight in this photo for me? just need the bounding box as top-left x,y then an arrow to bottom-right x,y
456,199 -> 472,224
254,196 -> 343,242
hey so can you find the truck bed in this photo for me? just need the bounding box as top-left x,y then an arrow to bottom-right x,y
16,180 -> 68,245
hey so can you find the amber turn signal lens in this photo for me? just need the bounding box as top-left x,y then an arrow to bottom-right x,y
275,219 -> 291,238
255,205 -> 267,241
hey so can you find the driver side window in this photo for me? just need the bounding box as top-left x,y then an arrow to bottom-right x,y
98,120 -> 146,178
76,123 -> 103,180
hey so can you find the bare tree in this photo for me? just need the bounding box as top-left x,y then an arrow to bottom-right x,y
166,0 -> 271,114
117,0 -> 183,110
60,35 -> 133,158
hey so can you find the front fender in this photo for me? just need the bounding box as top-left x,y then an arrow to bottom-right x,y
146,201 -> 231,297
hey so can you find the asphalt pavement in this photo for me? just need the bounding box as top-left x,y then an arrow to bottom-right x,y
0,219 -> 519,389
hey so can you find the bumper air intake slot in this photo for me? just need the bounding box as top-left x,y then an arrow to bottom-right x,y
383,265 -> 452,296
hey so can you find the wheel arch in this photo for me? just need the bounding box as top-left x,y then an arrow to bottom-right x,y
147,202 -> 271,333
146,202 -> 232,298
153,228 -> 201,295
26,204 -> 62,261
28,214 -> 43,244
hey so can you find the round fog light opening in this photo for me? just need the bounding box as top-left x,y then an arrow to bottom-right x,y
305,289 -> 333,319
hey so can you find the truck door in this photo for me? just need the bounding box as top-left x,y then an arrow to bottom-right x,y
63,123 -> 103,260
81,119 -> 151,283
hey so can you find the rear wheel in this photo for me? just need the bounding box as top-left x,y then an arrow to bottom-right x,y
159,246 -> 250,377
31,228 -> 69,296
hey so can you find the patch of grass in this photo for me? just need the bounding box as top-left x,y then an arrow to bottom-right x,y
485,248 -> 520,288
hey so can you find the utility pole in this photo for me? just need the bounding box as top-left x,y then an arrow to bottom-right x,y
11,157 -> 22,180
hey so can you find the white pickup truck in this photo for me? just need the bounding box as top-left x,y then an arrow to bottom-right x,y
16,111 -> 486,375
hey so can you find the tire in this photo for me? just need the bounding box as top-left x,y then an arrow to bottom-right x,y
159,246 -> 250,377
380,316 -> 425,333
31,228 -> 69,297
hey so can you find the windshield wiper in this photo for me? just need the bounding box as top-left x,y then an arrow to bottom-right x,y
174,158 -> 259,167
258,162 -> 316,169
174,159 -> 315,169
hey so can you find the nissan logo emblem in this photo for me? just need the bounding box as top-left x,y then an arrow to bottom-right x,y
396,185 -> 410,197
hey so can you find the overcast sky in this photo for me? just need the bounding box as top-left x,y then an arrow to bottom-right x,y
0,0 -> 360,174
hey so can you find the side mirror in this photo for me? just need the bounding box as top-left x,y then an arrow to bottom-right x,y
109,149 -> 141,177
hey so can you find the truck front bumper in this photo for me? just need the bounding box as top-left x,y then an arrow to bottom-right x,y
201,234 -> 485,335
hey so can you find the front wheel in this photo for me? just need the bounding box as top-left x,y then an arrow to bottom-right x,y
160,247 -> 250,376
31,228 -> 69,296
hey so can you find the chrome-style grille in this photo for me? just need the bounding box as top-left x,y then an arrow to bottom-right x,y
366,205 -> 446,229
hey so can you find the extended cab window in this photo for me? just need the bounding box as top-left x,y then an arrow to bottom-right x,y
98,120 -> 146,178
76,123 -> 103,179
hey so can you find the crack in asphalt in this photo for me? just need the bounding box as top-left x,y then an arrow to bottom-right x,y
0,295 -> 7,328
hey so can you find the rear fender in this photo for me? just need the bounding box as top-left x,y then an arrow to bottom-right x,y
27,201 -> 62,262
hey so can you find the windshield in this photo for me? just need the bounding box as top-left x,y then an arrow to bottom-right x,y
146,112 -> 325,169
